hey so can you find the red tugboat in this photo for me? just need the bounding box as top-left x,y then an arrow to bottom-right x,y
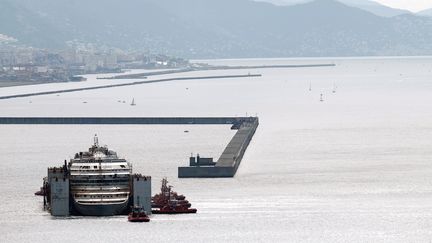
128,206 -> 150,222
152,178 -> 189,208
152,201 -> 197,214
152,183 -> 197,214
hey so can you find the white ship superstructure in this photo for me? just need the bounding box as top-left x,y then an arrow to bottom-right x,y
41,135 -> 151,217
68,136 -> 132,215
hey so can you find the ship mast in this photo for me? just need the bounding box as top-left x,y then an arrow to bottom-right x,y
94,134 -> 99,147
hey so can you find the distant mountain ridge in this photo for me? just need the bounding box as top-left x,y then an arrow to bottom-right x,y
257,0 -> 411,17
418,8 -> 432,16
1,0 -> 432,58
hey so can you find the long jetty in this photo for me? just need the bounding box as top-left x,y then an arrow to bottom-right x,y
98,68 -> 195,79
0,74 -> 261,100
0,116 -> 259,178
0,117 -> 243,125
100,63 -> 336,80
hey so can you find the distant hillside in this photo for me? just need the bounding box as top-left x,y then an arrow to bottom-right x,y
0,0 -> 68,47
2,0 -> 432,58
418,8 -> 432,17
341,0 -> 411,17
258,0 -> 411,17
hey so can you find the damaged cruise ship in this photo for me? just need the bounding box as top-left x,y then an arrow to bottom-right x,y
40,135 -> 151,216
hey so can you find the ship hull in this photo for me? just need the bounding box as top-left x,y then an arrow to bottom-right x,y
72,199 -> 129,216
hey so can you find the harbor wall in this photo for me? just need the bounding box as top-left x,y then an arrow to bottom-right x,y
0,116 -> 259,178
178,117 -> 259,178
0,117 -> 242,125
177,166 -> 235,178
226,118 -> 259,175
102,63 -> 335,80
0,74 -> 261,100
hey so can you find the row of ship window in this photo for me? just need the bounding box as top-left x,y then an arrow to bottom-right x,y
75,194 -> 128,198
76,165 -> 127,169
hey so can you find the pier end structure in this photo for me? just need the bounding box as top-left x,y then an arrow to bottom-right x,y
178,117 -> 259,178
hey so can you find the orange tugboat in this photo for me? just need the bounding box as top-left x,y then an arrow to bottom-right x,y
128,205 -> 150,222
151,178 -> 197,214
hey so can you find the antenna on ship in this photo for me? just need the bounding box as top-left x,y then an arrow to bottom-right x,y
309,81 -> 312,91
94,134 -> 99,147
131,98 -> 136,106
332,82 -> 337,93
320,93 -> 324,102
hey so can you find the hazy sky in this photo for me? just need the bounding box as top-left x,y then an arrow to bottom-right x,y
376,0 -> 432,12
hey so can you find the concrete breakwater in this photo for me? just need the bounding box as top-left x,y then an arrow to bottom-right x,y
178,117 -> 259,178
0,117 -> 243,125
0,74 -> 261,100
98,68 -> 195,79
208,63 -> 336,70
101,63 -> 336,80
0,116 -> 259,178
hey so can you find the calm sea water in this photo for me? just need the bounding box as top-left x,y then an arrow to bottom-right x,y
1,57 -> 432,242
